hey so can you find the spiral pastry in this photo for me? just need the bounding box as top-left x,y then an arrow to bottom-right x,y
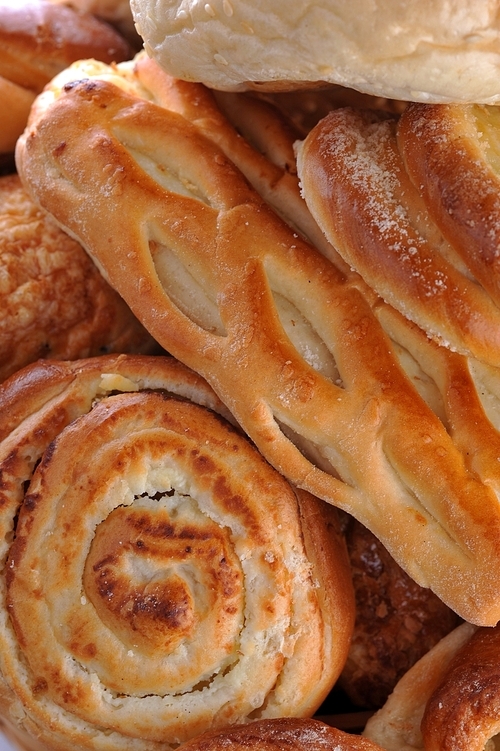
0,354 -> 353,751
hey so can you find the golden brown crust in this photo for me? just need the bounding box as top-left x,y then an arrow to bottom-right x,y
339,518 -> 461,709
0,173 -> 158,382
179,718 -> 386,751
398,103 -> 500,311
0,354 -> 354,750
421,625 -> 500,751
16,58 -> 500,627
296,106 -> 500,367
0,0 -> 132,154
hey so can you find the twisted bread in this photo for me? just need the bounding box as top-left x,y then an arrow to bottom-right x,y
0,354 -> 354,751
16,57 -> 500,627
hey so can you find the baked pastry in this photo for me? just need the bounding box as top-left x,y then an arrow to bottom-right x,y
364,620 -> 500,750
296,106 -> 500,369
0,353 -> 354,751
338,518 -> 461,710
179,717 -> 386,751
363,622 -> 478,750
0,173 -> 158,382
0,0 -> 132,154
130,0 -> 500,103
16,57 -> 500,627
48,0 -> 140,47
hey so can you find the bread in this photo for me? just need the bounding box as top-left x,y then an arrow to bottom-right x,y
16,55 -> 500,627
48,0 -> 141,48
0,0 -> 132,153
295,105 -> 500,368
130,0 -> 500,103
0,172 -> 158,382
178,717 -> 386,751
338,518 -> 461,710
363,622 -> 478,750
0,353 -> 354,751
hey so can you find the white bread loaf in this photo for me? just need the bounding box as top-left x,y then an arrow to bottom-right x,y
130,0 -> 500,103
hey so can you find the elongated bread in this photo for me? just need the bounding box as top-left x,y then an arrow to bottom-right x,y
296,106 -> 500,368
15,56 -> 500,627
0,354 -> 354,751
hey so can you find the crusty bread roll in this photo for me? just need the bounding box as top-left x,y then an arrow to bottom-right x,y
17,56 -> 500,627
179,717 -> 386,751
0,0 -> 132,154
130,0 -> 500,103
0,173 -> 158,382
0,353 -> 354,751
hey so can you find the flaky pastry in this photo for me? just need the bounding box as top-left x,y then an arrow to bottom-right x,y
0,354 -> 354,751
15,56 -> 500,627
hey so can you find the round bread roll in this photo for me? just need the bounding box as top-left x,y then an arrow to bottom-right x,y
131,0 -> 500,103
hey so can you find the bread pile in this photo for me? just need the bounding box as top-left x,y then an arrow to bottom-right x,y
3,0 -> 500,750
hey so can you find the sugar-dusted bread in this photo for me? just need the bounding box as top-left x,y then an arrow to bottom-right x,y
296,105 -> 500,369
0,0 -> 132,153
130,0 -> 500,103
0,353 -> 354,751
179,717 -> 386,751
0,173 -> 158,382
15,56 -> 500,627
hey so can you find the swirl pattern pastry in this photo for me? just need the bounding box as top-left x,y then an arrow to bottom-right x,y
0,354 -> 353,751
15,57 -> 500,626
296,106 -> 500,368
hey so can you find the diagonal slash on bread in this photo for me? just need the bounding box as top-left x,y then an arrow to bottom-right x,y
15,55 -> 500,626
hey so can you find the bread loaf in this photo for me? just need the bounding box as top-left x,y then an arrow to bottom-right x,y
130,0 -> 500,103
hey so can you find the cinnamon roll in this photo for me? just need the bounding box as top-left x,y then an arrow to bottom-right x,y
0,354 -> 354,751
